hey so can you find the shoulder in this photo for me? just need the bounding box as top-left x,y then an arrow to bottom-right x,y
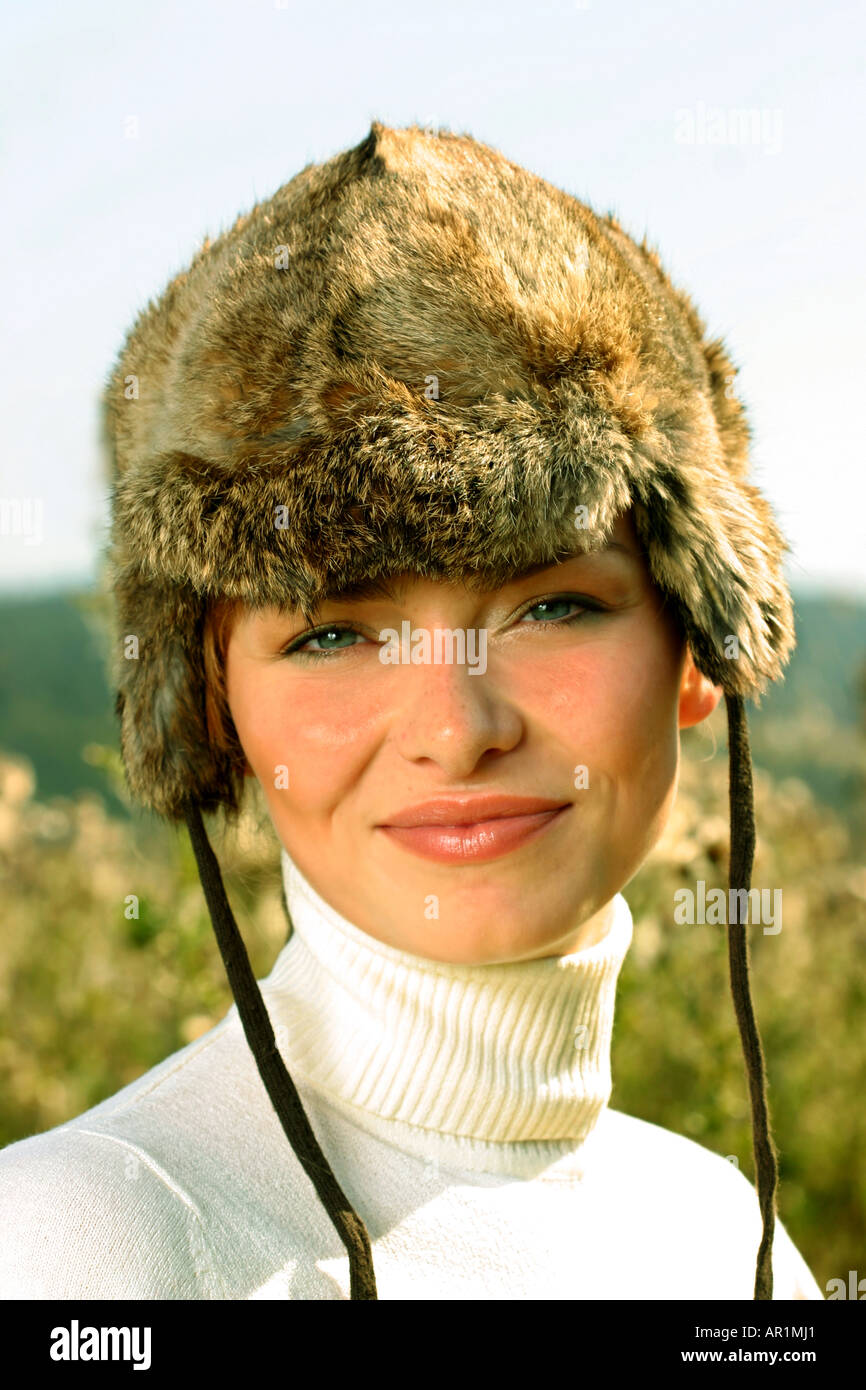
0,1125 -> 222,1298
0,1020 -> 250,1299
592,1109 -> 824,1299
0,1014 -> 342,1300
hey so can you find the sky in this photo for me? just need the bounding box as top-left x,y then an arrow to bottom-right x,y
1,0 -> 863,596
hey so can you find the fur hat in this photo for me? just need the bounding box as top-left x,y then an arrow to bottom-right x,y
100,120 -> 794,1299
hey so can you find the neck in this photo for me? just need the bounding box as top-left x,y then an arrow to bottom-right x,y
257,850 -> 634,1177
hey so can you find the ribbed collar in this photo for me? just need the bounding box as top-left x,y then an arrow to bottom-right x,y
259,849 -> 633,1177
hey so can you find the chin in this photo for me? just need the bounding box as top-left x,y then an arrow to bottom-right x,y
421,925 -> 557,966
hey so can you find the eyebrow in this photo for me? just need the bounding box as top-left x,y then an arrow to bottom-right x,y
286,540 -> 637,616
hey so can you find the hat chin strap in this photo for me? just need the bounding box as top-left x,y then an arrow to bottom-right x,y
725,692 -> 779,1300
182,799 -> 378,1301
184,699 -> 777,1303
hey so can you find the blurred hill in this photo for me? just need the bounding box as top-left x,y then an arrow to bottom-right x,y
0,590 -> 125,817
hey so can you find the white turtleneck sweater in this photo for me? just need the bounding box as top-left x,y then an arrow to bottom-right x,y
0,850 -> 823,1300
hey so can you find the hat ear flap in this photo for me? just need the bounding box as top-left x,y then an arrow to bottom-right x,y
629,458 -> 795,703
109,561 -> 244,821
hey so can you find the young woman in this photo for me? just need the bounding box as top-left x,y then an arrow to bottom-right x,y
0,121 -> 823,1300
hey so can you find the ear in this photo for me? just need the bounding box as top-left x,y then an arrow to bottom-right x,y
678,647 -> 723,729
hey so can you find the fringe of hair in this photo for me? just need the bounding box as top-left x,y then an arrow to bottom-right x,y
202,598 -> 246,770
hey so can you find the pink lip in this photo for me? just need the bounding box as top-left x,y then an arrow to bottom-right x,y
381,795 -> 568,827
377,797 -> 571,864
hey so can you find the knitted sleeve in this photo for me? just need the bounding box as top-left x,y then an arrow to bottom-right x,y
0,1127 -> 227,1299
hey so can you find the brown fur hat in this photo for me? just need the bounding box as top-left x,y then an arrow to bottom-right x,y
101,119 -> 795,823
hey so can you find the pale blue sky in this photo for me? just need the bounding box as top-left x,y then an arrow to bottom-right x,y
1,0 -> 863,594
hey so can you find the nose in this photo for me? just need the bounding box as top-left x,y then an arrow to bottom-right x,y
388,637 -> 524,777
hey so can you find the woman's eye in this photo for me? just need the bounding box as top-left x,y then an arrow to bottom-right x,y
282,597 -> 603,660
518,597 -> 597,624
282,625 -> 365,658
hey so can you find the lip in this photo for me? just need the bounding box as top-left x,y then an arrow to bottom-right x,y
376,797 -> 571,865
380,795 -> 569,827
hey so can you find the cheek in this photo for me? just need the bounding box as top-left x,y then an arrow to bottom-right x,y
596,633 -> 684,842
233,666 -> 387,805
521,625 -> 681,777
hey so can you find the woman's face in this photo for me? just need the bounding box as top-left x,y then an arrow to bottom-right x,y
224,509 -> 721,963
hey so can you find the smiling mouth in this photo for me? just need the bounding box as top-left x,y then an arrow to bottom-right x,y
376,805 -> 570,864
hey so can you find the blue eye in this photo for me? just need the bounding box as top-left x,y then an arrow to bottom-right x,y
281,625 -> 364,658
280,595 -> 606,661
522,594 -> 603,622
522,594 -> 583,622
